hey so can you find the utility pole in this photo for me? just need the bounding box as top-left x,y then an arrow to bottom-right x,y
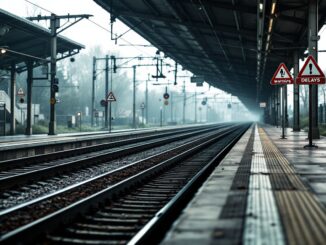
170,91 -> 173,122
27,14 -> 92,135
49,14 -> 57,135
146,74 -> 149,124
91,56 -> 96,127
133,65 -> 136,129
183,81 -> 186,124
195,91 -> 197,123
105,55 -> 109,129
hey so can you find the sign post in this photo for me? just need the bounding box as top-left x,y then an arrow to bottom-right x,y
296,55 -> 326,148
140,102 -> 145,125
270,63 -> 294,139
106,91 -> 117,133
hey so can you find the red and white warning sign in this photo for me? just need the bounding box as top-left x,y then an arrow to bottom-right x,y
270,63 -> 294,85
296,55 -> 325,85
106,91 -> 116,102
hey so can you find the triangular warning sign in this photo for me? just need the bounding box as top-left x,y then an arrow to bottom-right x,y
106,91 -> 116,102
296,55 -> 325,85
17,88 -> 25,96
270,63 -> 294,85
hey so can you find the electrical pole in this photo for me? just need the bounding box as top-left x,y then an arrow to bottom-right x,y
91,56 -> 96,127
146,74 -> 149,124
195,91 -> 197,123
27,14 -> 92,135
49,14 -> 57,135
133,65 -> 136,129
183,81 -> 186,124
170,91 -> 173,122
105,55 -> 109,129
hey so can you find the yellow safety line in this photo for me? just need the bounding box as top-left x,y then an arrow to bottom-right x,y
258,127 -> 326,245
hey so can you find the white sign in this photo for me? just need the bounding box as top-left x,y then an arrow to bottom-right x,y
296,55 -> 325,85
17,88 -> 25,96
106,91 -> 117,102
270,63 -> 294,85
260,102 -> 266,108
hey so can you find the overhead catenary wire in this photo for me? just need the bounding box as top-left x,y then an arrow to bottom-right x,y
24,0 -> 154,57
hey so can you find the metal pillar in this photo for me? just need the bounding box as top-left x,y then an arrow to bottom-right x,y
10,64 -> 16,135
49,14 -> 58,135
194,91 -> 197,123
104,55 -> 109,129
133,65 -> 136,129
281,86 -> 286,139
145,76 -> 149,124
170,91 -> 173,122
109,57 -> 113,133
275,88 -> 279,127
91,56 -> 96,127
183,81 -> 186,124
308,0 -> 320,139
26,61 -> 33,135
293,51 -> 300,131
284,85 -> 288,127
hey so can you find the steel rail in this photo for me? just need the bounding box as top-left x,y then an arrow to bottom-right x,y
0,126 -> 225,190
0,124 -> 221,171
129,124 -> 250,244
0,124 -> 247,244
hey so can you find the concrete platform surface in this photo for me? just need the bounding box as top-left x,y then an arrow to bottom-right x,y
161,124 -> 326,245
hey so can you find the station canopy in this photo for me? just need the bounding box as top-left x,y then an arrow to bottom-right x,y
95,0 -> 326,111
0,9 -> 84,72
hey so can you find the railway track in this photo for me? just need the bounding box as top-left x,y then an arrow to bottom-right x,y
0,123 -> 250,244
0,124 -> 216,162
0,126 -> 227,211
0,125 -> 224,191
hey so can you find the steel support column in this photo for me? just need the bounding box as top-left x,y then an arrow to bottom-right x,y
133,65 -> 136,129
145,77 -> 148,124
104,55 -> 109,129
48,14 -> 58,135
284,85 -> 288,127
91,56 -> 96,127
293,51 -> 300,131
308,0 -> 320,139
10,64 -> 16,135
25,61 -> 33,135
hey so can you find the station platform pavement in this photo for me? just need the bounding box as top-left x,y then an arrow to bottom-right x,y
161,123 -> 326,245
0,126 -> 177,151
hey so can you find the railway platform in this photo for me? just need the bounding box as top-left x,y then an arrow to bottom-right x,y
161,124 -> 326,245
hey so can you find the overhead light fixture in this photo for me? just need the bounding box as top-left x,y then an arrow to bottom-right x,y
268,19 -> 274,33
0,48 -> 6,54
271,2 -> 276,15
259,3 -> 263,12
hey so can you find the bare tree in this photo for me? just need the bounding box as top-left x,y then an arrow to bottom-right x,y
300,85 -> 309,115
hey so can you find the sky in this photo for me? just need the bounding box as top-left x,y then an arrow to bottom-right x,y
1,0 -> 326,111
0,0 -> 234,103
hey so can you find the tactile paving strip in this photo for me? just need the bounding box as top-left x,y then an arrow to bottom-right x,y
259,127 -> 326,245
